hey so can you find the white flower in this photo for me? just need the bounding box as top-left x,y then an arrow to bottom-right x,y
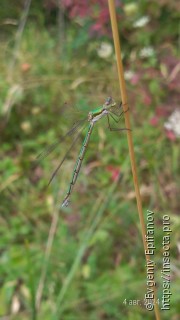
97,42 -> 113,59
139,47 -> 155,58
164,109 -> 180,137
133,16 -> 150,28
124,70 -> 135,80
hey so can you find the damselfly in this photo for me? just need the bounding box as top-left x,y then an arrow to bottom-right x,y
37,97 -> 128,207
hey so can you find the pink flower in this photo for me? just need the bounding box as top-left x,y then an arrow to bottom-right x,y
90,23 -> 102,33
107,165 -> 120,182
150,116 -> 159,127
130,74 -> 140,85
156,106 -> 169,117
143,94 -> 152,106
21,63 -> 31,72
165,130 -> 176,141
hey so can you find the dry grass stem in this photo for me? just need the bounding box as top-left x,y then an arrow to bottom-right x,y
108,1 -> 161,319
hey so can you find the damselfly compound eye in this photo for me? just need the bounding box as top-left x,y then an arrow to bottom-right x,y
105,97 -> 113,105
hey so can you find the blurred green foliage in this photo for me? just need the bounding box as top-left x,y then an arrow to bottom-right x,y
0,1 -> 179,319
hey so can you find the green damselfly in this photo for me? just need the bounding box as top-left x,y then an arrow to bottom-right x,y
37,97 -> 128,207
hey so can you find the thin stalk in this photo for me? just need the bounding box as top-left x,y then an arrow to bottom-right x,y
25,241 -> 37,320
57,0 -> 65,55
108,1 -> 161,319
53,175 -> 122,320
35,197 -> 59,311
8,0 -> 32,81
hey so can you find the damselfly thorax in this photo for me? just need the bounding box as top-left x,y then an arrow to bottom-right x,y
88,97 -> 116,123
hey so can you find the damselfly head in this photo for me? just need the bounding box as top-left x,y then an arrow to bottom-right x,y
104,97 -> 116,109
104,96 -> 116,109
105,96 -> 113,105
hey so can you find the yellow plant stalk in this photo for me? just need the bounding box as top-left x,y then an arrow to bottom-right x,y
108,1 -> 161,319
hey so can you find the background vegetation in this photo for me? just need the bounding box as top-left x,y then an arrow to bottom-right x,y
0,1 -> 179,319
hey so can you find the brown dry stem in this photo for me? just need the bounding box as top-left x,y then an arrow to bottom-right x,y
108,1 -> 161,319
